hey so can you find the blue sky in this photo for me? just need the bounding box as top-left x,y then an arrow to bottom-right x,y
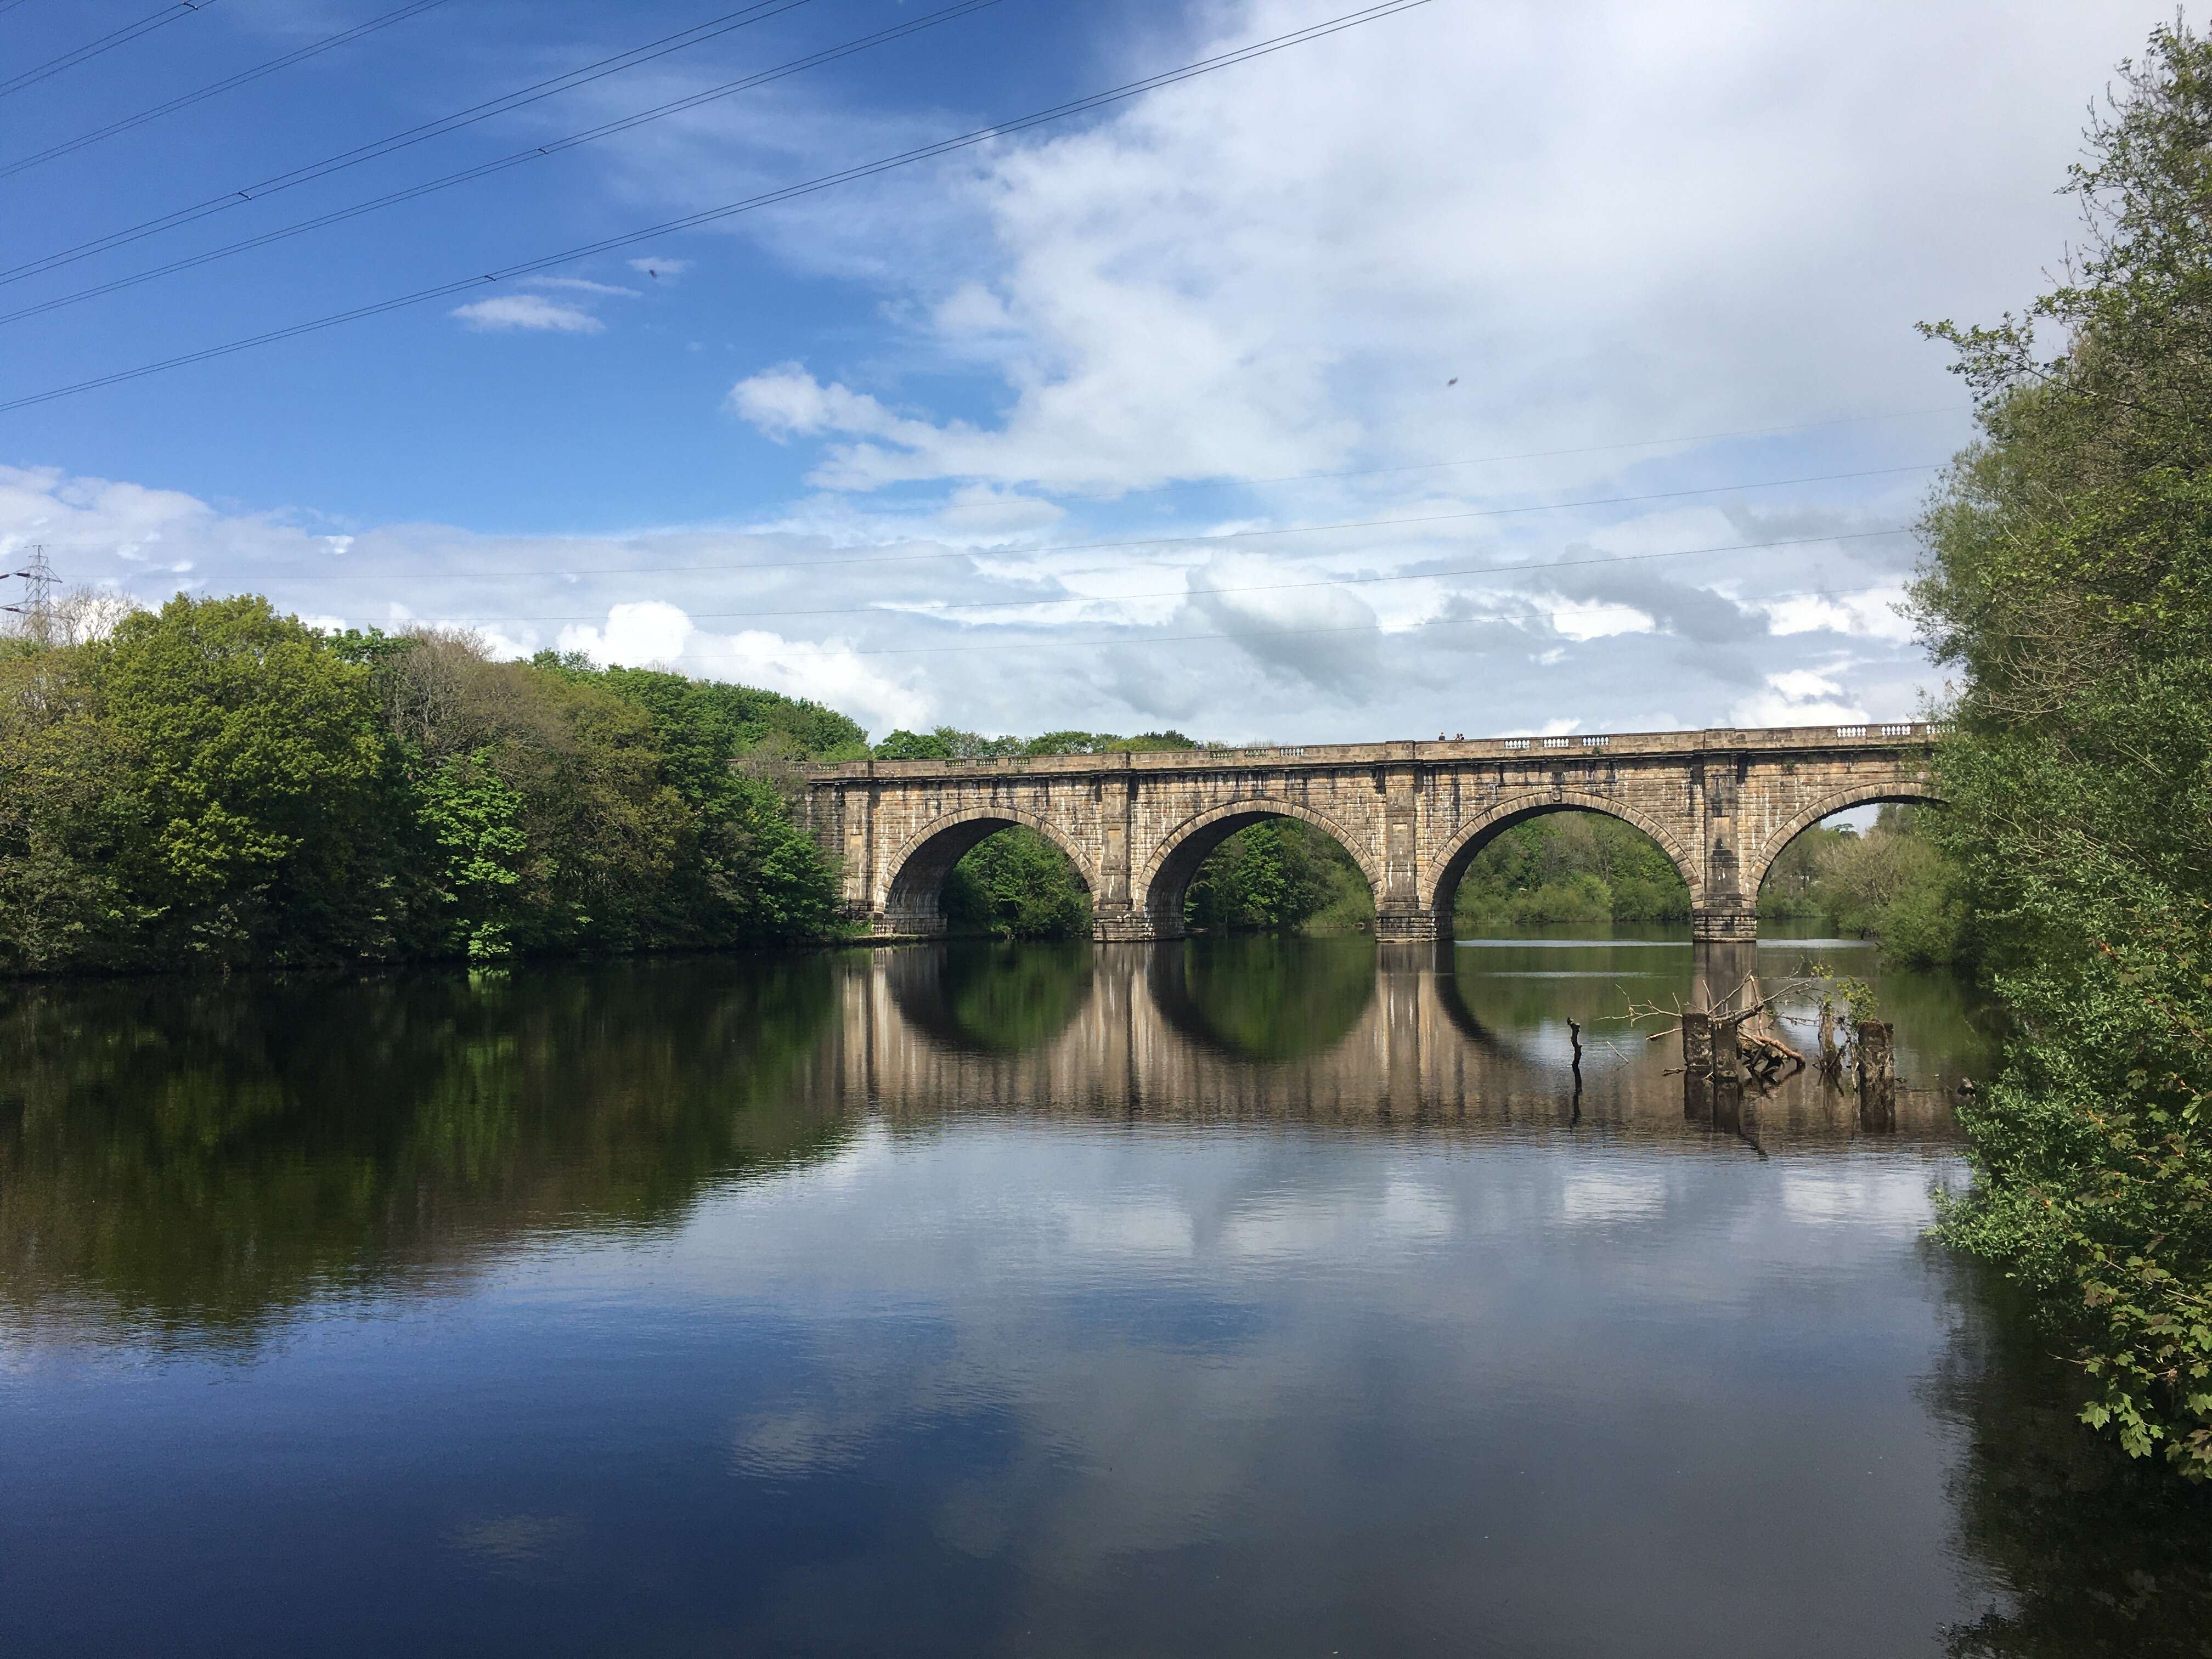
0,0 -> 2177,740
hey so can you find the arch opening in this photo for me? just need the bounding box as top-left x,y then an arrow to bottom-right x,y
1139,803 -> 1379,940
1752,788 -> 1955,959
880,811 -> 1095,938
1428,800 -> 1700,938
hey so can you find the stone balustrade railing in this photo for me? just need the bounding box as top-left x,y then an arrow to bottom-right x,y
802,720 -> 1948,780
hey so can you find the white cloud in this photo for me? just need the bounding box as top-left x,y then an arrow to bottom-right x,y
555,600 -> 928,736
727,364 -> 943,445
1761,585 -> 1915,641
556,599 -> 694,667
1730,668 -> 1868,727
932,485 -> 1065,538
1545,599 -> 1656,642
0,462 -> 1923,745
524,275 -> 642,298
693,0 -> 2143,498
449,295 -> 605,334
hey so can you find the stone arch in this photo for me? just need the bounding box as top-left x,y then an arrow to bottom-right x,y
877,806 -> 1099,935
1135,797 -> 1381,939
1745,777 -> 1944,896
1420,790 -> 1703,927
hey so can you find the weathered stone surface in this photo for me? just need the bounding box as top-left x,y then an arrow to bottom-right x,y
799,723 -> 1942,941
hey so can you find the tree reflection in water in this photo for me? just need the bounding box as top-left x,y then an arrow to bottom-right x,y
1157,935 -> 1375,1062
884,940 -> 1094,1054
0,958 -> 847,1348
1925,1261 -> 2212,1657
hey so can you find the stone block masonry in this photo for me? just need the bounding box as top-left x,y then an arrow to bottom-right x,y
798,724 -> 1942,944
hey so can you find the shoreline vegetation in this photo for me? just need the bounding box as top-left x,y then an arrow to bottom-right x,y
0,604 -> 1968,973
1914,23 -> 2212,1481
0,601 -> 861,977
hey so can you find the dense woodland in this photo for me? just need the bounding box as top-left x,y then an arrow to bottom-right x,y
0,598 -> 860,973
1916,25 -> 2212,1482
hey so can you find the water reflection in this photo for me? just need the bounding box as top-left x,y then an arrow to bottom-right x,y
2,934 -> 1985,1346
884,940 -> 1096,1054
0,960 -> 848,1345
12,937 -> 2203,1659
1155,935 -> 1377,1060
1926,1266 -> 2212,1657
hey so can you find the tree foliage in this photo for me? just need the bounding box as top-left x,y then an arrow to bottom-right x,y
1759,806 -> 1974,967
1918,23 -> 2212,1479
944,828 -> 1093,940
873,725 -> 1205,760
0,597 -> 848,974
1187,820 -> 1372,933
1452,811 -> 1690,928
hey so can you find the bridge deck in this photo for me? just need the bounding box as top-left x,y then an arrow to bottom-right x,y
801,721 -> 1944,781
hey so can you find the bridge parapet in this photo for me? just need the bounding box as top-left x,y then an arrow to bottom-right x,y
797,723 -> 1945,943
799,722 -> 1947,783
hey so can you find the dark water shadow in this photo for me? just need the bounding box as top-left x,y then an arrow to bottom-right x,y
1922,1256 -> 2212,1656
882,940 -> 1094,1055
0,958 -> 848,1350
1147,935 -> 1375,1062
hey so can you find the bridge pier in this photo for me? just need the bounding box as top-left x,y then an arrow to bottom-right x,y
1690,906 -> 1759,943
1374,906 -> 1439,943
871,907 -> 949,939
1092,906 -> 1171,943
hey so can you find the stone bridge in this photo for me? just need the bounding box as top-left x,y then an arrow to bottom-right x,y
799,723 -> 1942,943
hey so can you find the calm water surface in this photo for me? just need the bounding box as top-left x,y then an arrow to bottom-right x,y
5,932 -> 2209,1656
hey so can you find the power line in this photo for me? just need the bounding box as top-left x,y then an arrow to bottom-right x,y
0,0 -> 810,286
0,1 -> 47,19
0,0 -> 455,180
0,0 -> 1003,326
0,0 -> 1441,415
290,464 -> 1936,584
403,527 -> 1915,625
0,1 -> 219,100
1117,406 -> 1964,498
646,578 -> 1916,662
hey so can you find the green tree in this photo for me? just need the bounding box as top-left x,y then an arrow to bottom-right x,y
1187,819 -> 1368,932
1451,811 -> 1690,929
873,727 -> 956,760
416,749 -> 529,963
80,596 -> 392,966
1920,23 -> 2212,1478
529,657 -> 842,946
0,646 -> 149,971
943,828 -> 1092,939
1,609 -> 854,974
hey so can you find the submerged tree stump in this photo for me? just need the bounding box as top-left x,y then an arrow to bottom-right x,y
1682,1012 -> 1713,1119
1856,1020 -> 1896,1131
1711,1014 -> 1743,1130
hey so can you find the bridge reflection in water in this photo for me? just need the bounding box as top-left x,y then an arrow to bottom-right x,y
838,936 -> 1967,1144
0,935 -> 1978,1346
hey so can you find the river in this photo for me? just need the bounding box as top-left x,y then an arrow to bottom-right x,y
4,931 -> 2208,1656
